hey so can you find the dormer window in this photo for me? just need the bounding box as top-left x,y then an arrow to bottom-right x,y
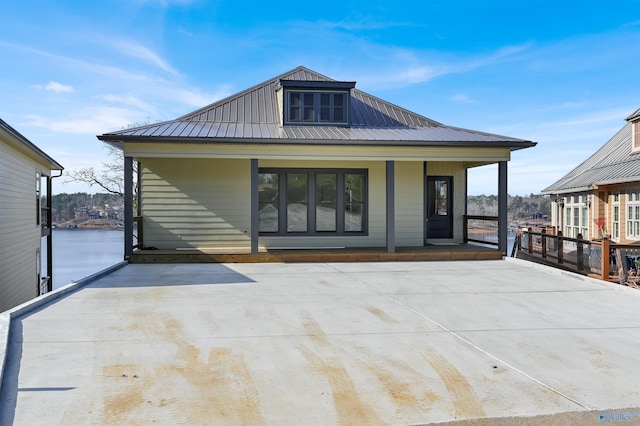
633,121 -> 640,151
279,80 -> 355,126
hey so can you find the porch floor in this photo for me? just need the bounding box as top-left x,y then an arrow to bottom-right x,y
129,243 -> 502,263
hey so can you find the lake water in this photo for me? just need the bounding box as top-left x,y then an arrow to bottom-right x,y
49,229 -> 124,290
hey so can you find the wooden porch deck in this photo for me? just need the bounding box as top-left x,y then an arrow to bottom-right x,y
129,244 -> 502,264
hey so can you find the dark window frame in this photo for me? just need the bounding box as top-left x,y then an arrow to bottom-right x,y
285,90 -> 350,125
258,168 -> 368,236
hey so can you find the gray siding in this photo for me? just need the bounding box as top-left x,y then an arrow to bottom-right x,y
395,162 -> 424,246
0,142 -> 41,312
140,158 -> 251,250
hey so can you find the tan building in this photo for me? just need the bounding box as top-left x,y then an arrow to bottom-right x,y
0,119 -> 63,312
98,66 -> 535,259
542,108 -> 640,243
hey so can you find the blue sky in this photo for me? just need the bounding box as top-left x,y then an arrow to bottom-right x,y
1,0 -> 639,195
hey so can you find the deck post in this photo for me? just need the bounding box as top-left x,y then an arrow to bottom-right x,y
250,159 -> 259,255
386,160 -> 395,253
601,237 -> 610,280
557,231 -> 564,264
541,228 -> 547,258
577,234 -> 584,271
498,161 -> 508,256
124,156 -> 133,260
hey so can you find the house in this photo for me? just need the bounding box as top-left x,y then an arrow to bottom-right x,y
0,118 -> 63,312
541,108 -> 640,243
97,66 -> 536,260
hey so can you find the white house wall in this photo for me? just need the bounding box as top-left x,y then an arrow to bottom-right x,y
139,158 -> 468,250
0,141 -> 47,312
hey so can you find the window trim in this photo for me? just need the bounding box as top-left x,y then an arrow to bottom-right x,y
627,190 -> 640,239
258,168 -> 368,236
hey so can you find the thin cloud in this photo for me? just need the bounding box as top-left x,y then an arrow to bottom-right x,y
450,93 -> 476,104
24,106 -> 150,135
45,81 -> 75,93
108,39 -> 180,76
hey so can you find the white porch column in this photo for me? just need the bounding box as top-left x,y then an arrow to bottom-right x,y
124,156 -> 134,260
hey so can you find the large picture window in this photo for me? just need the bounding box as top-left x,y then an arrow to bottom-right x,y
258,168 -> 367,235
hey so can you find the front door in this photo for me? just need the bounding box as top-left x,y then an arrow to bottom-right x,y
426,176 -> 453,240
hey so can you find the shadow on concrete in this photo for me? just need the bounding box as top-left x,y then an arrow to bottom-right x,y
86,263 -> 256,288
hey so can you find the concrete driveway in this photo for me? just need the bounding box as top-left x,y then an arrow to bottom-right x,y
1,258 -> 639,425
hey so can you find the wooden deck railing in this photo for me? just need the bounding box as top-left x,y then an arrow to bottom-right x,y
513,228 -> 617,280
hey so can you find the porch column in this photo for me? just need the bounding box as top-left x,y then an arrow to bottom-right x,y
250,159 -> 259,254
386,160 -> 395,253
124,156 -> 133,260
498,161 -> 508,256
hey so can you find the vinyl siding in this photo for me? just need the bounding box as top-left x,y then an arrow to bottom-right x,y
395,162 -> 424,246
0,141 -> 42,312
140,158 -> 251,249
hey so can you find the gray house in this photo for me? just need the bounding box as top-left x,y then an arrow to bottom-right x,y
0,118 -> 63,312
542,108 -> 640,243
98,66 -> 535,261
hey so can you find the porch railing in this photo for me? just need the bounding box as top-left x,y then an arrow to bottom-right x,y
464,215 -> 499,246
513,228 -> 616,280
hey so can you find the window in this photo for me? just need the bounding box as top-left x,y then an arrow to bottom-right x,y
564,193 -> 589,238
612,193 -> 620,241
35,171 -> 41,225
258,168 -> 367,235
628,191 -> 640,239
286,91 -> 348,124
633,122 -> 640,151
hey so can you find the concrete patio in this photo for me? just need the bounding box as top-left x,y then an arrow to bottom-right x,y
1,258 -> 639,425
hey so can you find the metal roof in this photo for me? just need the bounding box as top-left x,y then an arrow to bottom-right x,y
541,120 -> 640,194
98,66 -> 536,151
627,107 -> 640,122
0,118 -> 63,170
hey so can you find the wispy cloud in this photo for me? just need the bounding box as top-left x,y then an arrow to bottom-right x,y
24,106 -> 151,135
450,93 -> 476,104
44,81 -> 75,93
108,39 -> 180,76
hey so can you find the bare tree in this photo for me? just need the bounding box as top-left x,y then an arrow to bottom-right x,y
66,121 -> 151,199
66,145 -> 130,196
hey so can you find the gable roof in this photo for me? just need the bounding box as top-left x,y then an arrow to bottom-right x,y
541,118 -> 640,194
98,66 -> 535,151
0,118 -> 63,171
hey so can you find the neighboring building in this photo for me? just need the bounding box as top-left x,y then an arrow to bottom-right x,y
541,108 -> 640,243
98,66 -> 535,259
0,118 -> 63,312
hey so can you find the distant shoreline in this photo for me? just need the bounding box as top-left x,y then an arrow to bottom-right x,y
53,219 -> 124,230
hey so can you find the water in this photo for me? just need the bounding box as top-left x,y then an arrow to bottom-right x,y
49,229 -> 124,290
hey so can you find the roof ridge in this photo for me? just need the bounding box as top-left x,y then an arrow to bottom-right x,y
177,66 -> 333,121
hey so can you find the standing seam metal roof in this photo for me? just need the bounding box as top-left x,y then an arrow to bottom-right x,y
98,66 -> 535,150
